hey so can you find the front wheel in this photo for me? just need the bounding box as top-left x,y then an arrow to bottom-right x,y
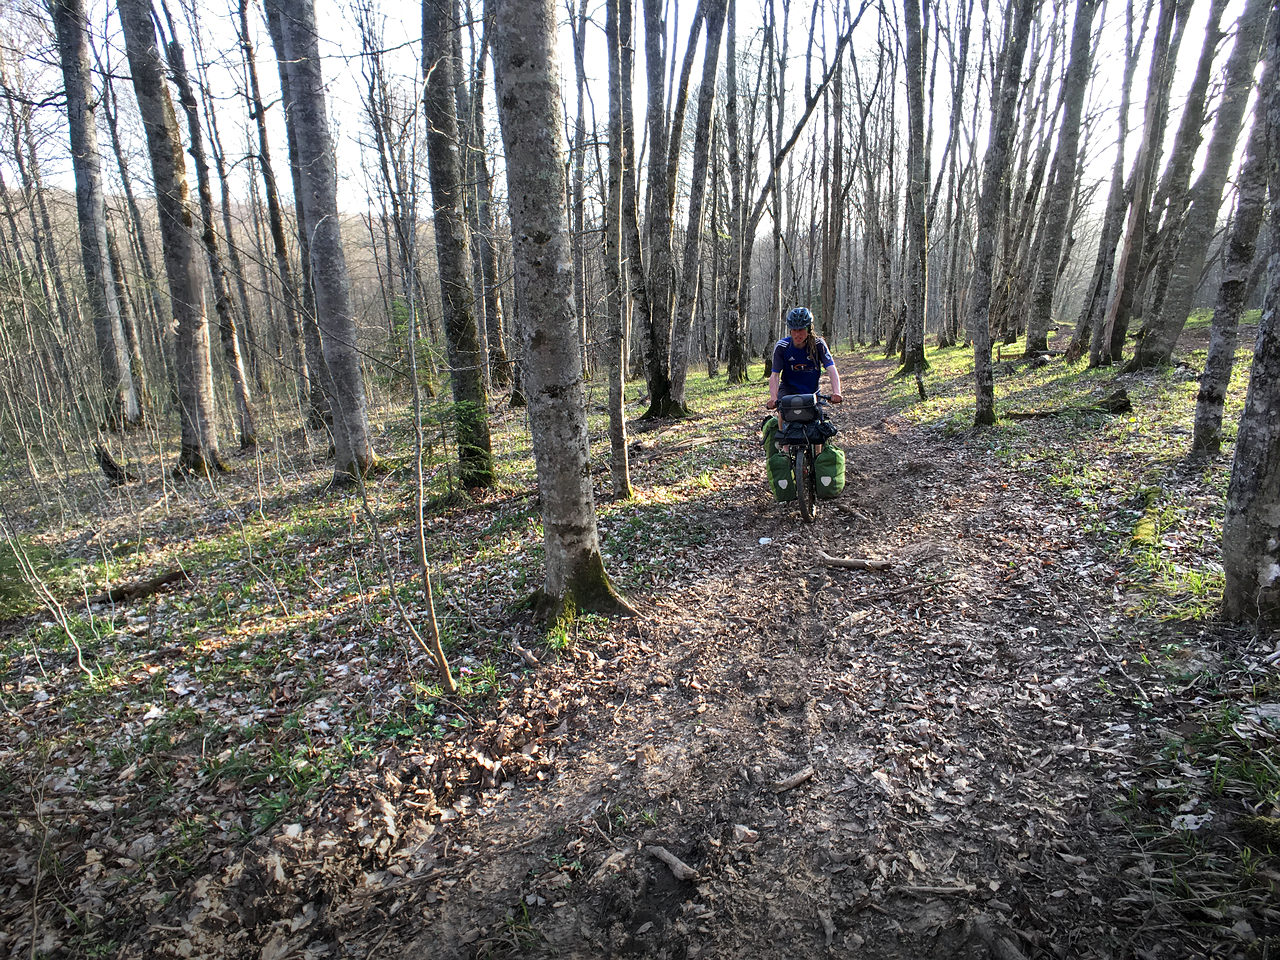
797,447 -> 817,523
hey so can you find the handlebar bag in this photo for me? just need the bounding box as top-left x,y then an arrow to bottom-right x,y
778,393 -> 818,423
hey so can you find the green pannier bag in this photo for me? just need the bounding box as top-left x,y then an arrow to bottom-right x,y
761,415 -> 780,457
813,446 -> 845,499
767,452 -> 797,501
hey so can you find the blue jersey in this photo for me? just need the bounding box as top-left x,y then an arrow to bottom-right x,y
772,336 -> 834,396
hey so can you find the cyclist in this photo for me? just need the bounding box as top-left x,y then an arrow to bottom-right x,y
767,307 -> 843,413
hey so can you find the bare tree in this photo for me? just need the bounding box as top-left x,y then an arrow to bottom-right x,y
490,0 -> 630,616
49,0 -> 141,428
267,0 -> 376,478
423,0 -> 495,488
967,0 -> 1041,425
1130,0 -> 1271,369
160,4 -> 256,447
1024,0 -> 1098,356
604,0 -> 633,499
1191,66 -> 1271,456
117,0 -> 223,474
239,0 -> 313,420
1221,6 -> 1280,626
669,0 -> 728,409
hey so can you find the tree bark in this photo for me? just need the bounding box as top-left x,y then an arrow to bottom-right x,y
1096,0 -> 1189,365
1191,74 -> 1270,456
490,0 -> 629,616
268,0 -> 375,478
423,0 -> 495,488
162,18 -> 257,448
1025,0 -> 1098,356
1131,0 -> 1270,370
240,0 -> 313,419
117,0 -> 223,474
50,0 -> 141,428
967,0 -> 1040,426
1221,6 -> 1280,626
604,0 -> 633,500
902,0 -> 928,374
669,0 -> 728,408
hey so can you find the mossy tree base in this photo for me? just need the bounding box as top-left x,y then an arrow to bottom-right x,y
530,551 -> 637,624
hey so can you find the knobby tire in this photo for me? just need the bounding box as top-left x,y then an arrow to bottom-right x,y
798,447 -> 817,523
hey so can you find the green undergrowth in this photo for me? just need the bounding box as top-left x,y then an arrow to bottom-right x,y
877,322 -> 1275,951
880,325 -> 1256,623
0,363 -> 776,951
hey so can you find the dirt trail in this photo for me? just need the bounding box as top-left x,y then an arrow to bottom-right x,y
240,353 -> 1142,960
136,354 -> 1208,960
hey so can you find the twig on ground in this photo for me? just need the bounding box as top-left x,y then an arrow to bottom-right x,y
769,764 -> 816,793
648,844 -> 697,880
1080,619 -> 1151,702
816,550 -> 893,571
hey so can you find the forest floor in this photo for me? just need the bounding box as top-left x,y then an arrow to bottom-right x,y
2,321 -> 1279,960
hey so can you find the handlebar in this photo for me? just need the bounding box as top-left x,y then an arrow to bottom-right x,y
768,391 -> 842,409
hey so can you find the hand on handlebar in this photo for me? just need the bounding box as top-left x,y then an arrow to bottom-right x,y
766,398 -> 777,410
830,393 -> 843,404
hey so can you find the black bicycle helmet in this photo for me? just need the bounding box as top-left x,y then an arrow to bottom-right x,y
786,307 -> 813,329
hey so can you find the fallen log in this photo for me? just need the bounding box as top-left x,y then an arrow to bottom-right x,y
1003,388 -> 1131,420
817,551 -> 893,571
86,568 -> 191,606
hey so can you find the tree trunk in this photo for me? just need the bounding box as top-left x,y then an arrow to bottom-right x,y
240,0 -> 313,418
490,0 -> 628,616
638,0 -> 677,417
1139,0 -> 1228,326
1191,75 -> 1270,456
1025,0 -> 1098,356
117,0 -> 223,474
669,0 -> 728,408
902,0 -> 928,374
423,0 -> 495,488
1131,0 -> 1270,370
50,0 -> 141,428
967,0 -> 1040,426
262,0 -> 330,430
604,0 -> 633,500
162,20 -> 257,448
1096,0 -> 1189,365
269,0 -> 375,478
1221,7 -> 1280,626
723,0 -> 751,383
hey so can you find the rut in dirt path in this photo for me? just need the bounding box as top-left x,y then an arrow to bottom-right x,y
292,354 -> 1143,960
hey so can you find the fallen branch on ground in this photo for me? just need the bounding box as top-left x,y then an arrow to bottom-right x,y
817,551 -> 893,571
648,845 -> 697,880
1003,388 -> 1131,420
769,764 -> 815,793
86,569 -> 191,606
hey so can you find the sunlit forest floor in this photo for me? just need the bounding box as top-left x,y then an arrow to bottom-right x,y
2,313 -> 1277,959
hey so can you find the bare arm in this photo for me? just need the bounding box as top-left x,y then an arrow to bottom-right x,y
767,370 -> 781,408
827,364 -> 842,402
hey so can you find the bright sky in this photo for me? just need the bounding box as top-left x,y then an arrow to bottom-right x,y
0,0 -> 1253,234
